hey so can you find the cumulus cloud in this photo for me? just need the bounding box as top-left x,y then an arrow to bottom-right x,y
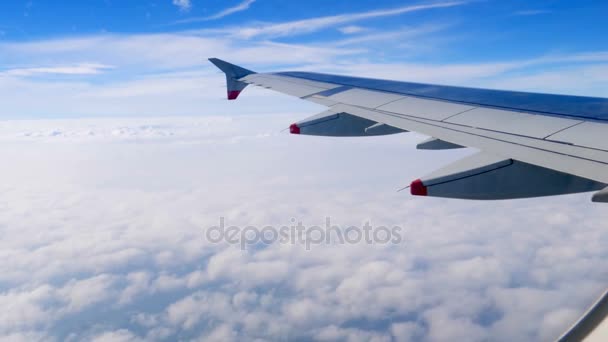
91,330 -> 144,342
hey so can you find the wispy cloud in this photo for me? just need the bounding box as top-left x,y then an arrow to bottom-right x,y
1,63 -> 113,77
338,25 -> 367,35
175,0 -> 256,24
514,10 -> 551,16
332,25 -> 447,47
222,1 -> 467,39
172,0 -> 192,12
2,29 -> 608,120
206,0 -> 256,20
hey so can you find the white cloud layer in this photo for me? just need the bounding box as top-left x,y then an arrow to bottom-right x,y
0,116 -> 607,341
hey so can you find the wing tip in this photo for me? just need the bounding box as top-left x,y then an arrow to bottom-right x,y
227,90 -> 241,100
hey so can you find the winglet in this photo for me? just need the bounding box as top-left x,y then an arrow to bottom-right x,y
208,58 -> 256,100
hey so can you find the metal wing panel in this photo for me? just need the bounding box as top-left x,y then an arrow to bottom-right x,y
242,74 -> 338,91
547,122 -> 608,151
377,97 -> 475,121
265,74 -> 340,90
445,107 -> 583,139
243,75 -> 327,97
304,95 -> 340,106
326,88 -> 404,108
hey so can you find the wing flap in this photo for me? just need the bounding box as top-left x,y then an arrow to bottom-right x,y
412,152 -> 604,200
291,110 -> 405,137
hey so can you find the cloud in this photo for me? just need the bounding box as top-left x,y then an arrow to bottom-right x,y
1,63 -> 113,77
338,25 -> 367,34
514,10 -> 551,16
227,1 -> 467,39
176,0 -> 256,24
331,25 -> 446,47
59,275 -> 117,312
206,0 -> 256,20
0,32 -> 361,118
172,0 -> 192,12
0,115 -> 608,341
90,329 -> 144,342
0,33 -> 359,70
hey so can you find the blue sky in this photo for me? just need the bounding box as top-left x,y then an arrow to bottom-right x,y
0,0 -> 606,119
1,0 -> 607,60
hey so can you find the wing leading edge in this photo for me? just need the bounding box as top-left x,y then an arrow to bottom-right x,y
209,58 -> 608,202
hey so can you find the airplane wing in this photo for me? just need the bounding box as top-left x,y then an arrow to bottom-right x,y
558,288 -> 608,342
209,58 -> 608,202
